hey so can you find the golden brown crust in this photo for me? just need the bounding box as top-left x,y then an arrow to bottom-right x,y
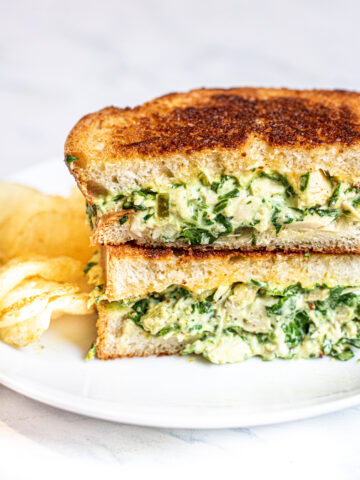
65,87 -> 360,166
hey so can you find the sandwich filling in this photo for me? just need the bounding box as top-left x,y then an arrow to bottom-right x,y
96,280 -> 360,364
88,169 -> 360,245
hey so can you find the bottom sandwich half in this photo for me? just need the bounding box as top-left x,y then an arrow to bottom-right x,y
86,245 -> 360,364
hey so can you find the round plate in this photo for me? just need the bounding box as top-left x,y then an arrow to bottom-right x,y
1,159 -> 360,429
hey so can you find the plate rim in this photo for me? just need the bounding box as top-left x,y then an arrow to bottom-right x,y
2,367 -> 360,429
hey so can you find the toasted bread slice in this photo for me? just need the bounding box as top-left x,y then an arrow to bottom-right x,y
66,87 -> 360,199
101,244 -> 360,300
65,88 -> 360,250
95,246 -> 360,360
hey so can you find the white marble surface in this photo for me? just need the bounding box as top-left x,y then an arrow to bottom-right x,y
1,0 -> 360,478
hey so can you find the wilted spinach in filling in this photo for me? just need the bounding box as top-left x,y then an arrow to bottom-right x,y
103,281 -> 360,364
90,169 -> 360,245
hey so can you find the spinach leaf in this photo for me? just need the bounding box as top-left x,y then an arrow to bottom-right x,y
218,189 -> 240,200
202,212 -> 214,226
329,183 -> 341,207
213,198 -> 229,213
119,215 -> 128,225
308,206 -> 339,218
65,154 -> 79,164
83,261 -> 97,275
281,311 -> 310,348
143,213 -> 154,222
129,299 -> 150,326
195,301 -> 213,314
85,202 -> 97,229
332,348 -> 354,361
266,295 -> 298,317
215,213 -> 233,234
113,194 -> 124,202
180,227 -> 217,245
198,172 -> 210,186
258,172 -> 295,198
353,194 -> 360,207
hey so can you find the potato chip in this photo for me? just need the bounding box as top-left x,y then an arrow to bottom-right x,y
0,182 -> 94,264
0,256 -> 86,303
0,292 -> 91,347
0,182 -> 95,348
0,282 -> 80,328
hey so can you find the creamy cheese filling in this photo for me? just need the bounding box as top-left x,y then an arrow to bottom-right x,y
100,281 -> 360,364
88,170 -> 360,245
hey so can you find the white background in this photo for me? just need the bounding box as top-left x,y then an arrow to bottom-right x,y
1,0 -> 360,478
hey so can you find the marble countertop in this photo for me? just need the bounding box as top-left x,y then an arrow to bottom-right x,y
1,0 -> 360,478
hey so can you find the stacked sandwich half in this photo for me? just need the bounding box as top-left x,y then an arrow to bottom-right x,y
65,87 -> 360,363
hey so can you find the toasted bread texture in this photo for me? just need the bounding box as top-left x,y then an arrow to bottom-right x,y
102,244 -> 360,300
65,87 -> 360,203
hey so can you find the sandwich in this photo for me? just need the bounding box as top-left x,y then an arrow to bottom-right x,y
85,246 -> 360,363
65,87 -> 360,252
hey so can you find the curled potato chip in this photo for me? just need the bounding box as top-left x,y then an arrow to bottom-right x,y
0,282 -> 80,328
0,292 -> 92,347
0,256 -> 86,303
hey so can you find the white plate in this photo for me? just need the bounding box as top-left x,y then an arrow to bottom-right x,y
2,159 -> 360,429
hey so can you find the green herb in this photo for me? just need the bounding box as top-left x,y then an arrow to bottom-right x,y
283,283 -> 306,295
180,227 -> 217,245
322,337 -> 333,355
195,301 -> 213,314
215,213 -> 233,234
251,234 -> 257,246
85,343 -> 97,361
198,172 -> 210,186
122,201 -> 147,211
213,198 -> 228,213
329,183 -> 341,207
332,349 -> 354,361
143,213 -> 154,222
218,189 -> 240,200
314,286 -> 358,314
308,206 -> 339,218
85,202 -> 97,229
281,311 -> 310,348
129,298 -> 150,327
304,252 -> 310,258
202,212 -> 214,226
113,194 -> 124,202
271,207 -> 282,234
119,215 -> 128,225
266,295 -> 297,317
83,261 -> 97,275
258,172 -> 295,198
346,337 -> 360,349
168,286 -> 191,300
65,154 -> 79,164
251,279 -> 269,289
300,172 -> 310,191
352,194 -> 360,207
211,174 -> 238,193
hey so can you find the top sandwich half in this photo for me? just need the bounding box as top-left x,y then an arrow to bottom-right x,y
65,87 -> 360,251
